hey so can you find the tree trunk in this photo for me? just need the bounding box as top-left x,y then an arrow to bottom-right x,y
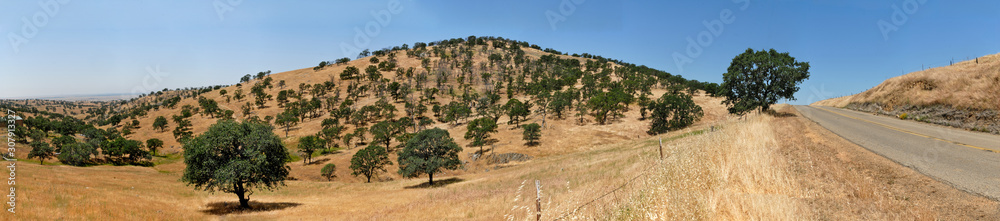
428,172 -> 434,185
235,182 -> 250,209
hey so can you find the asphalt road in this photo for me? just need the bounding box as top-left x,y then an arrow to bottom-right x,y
796,105 -> 1000,200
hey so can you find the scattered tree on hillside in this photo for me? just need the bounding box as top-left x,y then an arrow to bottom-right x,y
721,48 -> 810,115
28,141 -> 55,165
182,119 -> 290,209
130,119 -> 141,129
358,49 -> 371,59
342,133 -> 356,149
240,74 -> 251,83
353,127 -> 368,145
522,123 -> 541,146
365,65 -> 382,83
104,137 -> 151,165
198,97 -> 221,118
341,66 -> 360,81
152,116 -> 168,132
276,90 -> 290,107
298,135 -> 324,165
275,111 -> 299,138
464,117 -> 498,154
335,57 -> 351,65
315,61 -> 329,71
370,120 -> 402,151
321,163 -> 337,181
548,90 -> 575,119
318,123 -> 345,149
504,98 -> 531,126
587,88 -> 631,124
398,128 -> 462,185
58,142 -> 97,166
172,115 -> 193,142
51,135 -> 76,152
350,144 -> 392,183
647,93 -> 704,135
233,89 -> 245,101
146,138 -> 163,156
442,101 -> 472,125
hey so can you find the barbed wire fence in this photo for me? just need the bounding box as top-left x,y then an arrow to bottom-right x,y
888,53 -> 993,80
550,161 -> 658,221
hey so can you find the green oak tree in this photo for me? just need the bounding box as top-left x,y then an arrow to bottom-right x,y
464,117 -> 498,154
321,163 -> 337,181
28,141 -> 55,165
274,111 -> 299,138
297,135 -> 324,165
152,116 -> 168,132
721,48 -> 810,115
181,119 -> 290,209
647,93 -> 704,135
397,128 -> 462,185
58,142 -> 97,166
146,138 -> 164,156
504,98 -> 531,126
350,143 -> 392,183
522,123 -> 541,146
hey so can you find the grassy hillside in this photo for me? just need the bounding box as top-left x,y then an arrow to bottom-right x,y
814,53 -> 1000,134
814,53 -> 1000,109
8,36 -> 721,179
9,96 -> 730,220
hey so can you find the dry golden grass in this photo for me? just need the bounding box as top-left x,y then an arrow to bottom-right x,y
6,89 -> 726,220
9,102 -> 997,220
814,53 -> 1000,110
609,110 -> 805,220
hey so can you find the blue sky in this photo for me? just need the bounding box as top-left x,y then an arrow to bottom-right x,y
1,0 -> 998,104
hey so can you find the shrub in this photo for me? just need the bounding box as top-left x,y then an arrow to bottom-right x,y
321,163 -> 337,181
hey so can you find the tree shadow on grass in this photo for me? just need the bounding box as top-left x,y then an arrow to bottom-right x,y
404,177 -> 464,189
201,201 -> 302,215
765,110 -> 796,118
306,158 -> 331,165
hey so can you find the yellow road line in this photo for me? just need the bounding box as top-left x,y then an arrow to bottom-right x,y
812,106 -> 999,153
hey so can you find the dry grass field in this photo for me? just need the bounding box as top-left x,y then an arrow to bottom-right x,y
9,102 -> 997,220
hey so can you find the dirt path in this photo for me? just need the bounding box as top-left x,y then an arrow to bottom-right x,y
771,105 -> 999,220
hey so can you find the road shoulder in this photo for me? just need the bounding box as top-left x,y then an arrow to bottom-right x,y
771,105 -> 999,220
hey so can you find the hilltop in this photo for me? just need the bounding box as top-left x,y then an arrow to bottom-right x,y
814,53 -> 1000,134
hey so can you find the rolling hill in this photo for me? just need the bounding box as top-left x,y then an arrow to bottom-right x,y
6,36 -> 722,182
814,53 -> 1000,134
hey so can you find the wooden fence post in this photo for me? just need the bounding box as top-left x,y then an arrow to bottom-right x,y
535,180 -> 542,221
658,138 -> 663,159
